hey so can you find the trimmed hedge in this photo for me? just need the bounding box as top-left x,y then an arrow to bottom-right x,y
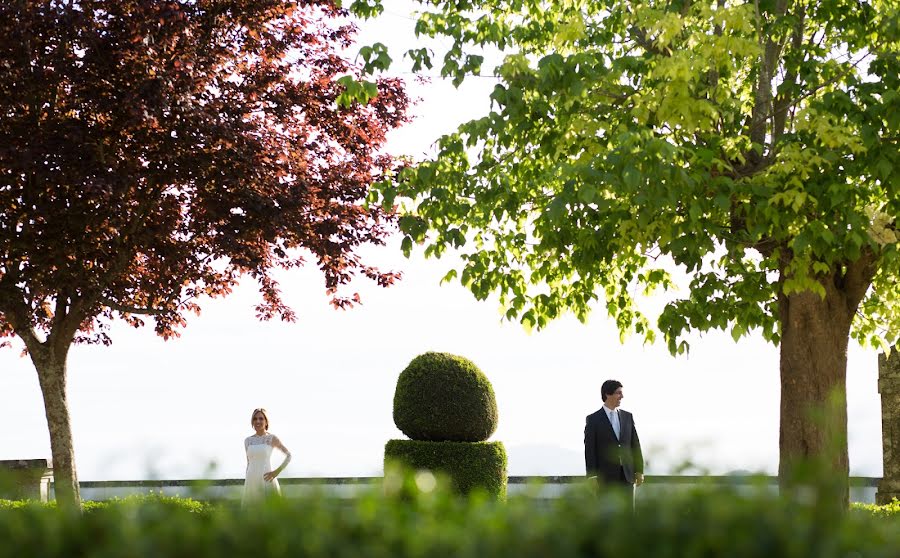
1,494 -> 895,518
0,484 -> 898,557
0,493 -> 211,513
384,439 -> 507,498
393,352 -> 498,442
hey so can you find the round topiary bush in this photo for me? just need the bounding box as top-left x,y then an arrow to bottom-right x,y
393,352 -> 498,442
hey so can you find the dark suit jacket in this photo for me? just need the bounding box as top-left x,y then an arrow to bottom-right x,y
584,408 -> 643,484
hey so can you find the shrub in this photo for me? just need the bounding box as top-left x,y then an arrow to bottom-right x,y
0,485 -> 898,557
393,352 -> 498,442
0,499 -> 30,511
852,498 -> 900,518
384,440 -> 507,498
0,493 -> 211,513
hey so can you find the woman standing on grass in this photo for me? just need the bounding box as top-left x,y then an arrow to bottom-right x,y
242,408 -> 291,507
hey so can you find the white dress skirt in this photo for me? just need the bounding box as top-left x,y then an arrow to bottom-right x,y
242,433 -> 283,506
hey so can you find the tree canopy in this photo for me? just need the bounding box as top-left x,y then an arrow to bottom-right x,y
0,0 -> 410,507
0,0 -> 411,349
363,0 -> 899,351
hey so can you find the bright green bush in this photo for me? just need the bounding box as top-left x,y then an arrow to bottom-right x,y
0,484 -> 897,558
384,440 -> 507,497
393,352 -> 498,442
852,498 -> 900,518
0,493 -> 211,513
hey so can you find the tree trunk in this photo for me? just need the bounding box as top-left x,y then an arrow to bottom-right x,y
29,342 -> 80,509
778,286 -> 853,512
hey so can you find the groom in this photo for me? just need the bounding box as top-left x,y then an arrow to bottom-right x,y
584,379 -> 644,493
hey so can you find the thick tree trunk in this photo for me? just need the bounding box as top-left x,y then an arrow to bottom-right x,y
29,343 -> 80,509
778,286 -> 853,511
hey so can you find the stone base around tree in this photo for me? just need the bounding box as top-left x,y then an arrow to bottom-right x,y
878,350 -> 899,506
876,479 -> 900,505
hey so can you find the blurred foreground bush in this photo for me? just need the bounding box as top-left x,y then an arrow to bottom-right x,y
852,498 -> 900,519
0,479 -> 898,557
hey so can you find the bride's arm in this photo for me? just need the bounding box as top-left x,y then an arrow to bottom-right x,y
267,435 -> 292,479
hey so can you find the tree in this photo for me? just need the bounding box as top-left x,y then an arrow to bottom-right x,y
0,0 -> 409,508
354,0 -> 899,509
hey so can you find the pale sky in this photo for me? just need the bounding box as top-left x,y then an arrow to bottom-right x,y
0,1 -> 885,481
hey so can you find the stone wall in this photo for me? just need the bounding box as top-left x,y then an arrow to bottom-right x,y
877,349 -> 900,504
58,475 -> 880,503
0,459 -> 53,502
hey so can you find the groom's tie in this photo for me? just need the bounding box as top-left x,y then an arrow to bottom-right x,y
611,410 -> 620,440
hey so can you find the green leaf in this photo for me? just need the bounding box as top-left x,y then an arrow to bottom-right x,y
731,324 -> 746,342
622,165 -> 640,190
400,236 -> 413,257
546,196 -> 567,223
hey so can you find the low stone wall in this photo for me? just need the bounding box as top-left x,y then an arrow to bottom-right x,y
0,459 -> 53,502
878,349 -> 900,505
55,475 -> 881,504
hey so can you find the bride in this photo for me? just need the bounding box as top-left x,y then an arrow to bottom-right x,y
242,408 -> 291,506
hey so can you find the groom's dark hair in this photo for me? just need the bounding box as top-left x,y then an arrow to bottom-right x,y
601,380 -> 623,402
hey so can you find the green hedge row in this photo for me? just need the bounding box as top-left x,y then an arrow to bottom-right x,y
852,498 -> 900,518
385,439 -> 507,498
2,495 -> 897,518
0,493 -> 211,513
0,482 -> 898,558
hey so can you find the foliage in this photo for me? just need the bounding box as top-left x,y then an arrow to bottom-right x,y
384,440 -> 507,497
0,0 -> 410,507
393,352 -> 498,442
2,489 -> 897,518
2,0 -> 413,341
0,0 -> 412,344
1,482 -> 899,557
0,493 -> 212,513
852,498 -> 900,518
358,0 -> 899,352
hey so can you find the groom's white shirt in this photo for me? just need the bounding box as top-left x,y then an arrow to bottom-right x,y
603,405 -> 621,440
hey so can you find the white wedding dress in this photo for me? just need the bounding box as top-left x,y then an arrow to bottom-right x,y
242,433 -> 290,506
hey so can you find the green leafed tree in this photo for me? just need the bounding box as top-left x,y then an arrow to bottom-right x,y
354,0 -> 900,508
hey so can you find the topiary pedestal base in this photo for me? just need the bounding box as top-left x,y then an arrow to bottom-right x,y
384,439 -> 507,499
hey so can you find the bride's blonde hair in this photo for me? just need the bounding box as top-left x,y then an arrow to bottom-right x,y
250,408 -> 269,430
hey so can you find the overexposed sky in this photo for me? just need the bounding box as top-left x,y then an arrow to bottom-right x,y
0,1 -> 884,480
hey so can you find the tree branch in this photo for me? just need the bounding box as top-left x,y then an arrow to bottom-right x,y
0,275 -> 44,354
748,0 -> 789,162
840,247 -> 879,312
771,5 -> 805,154
101,299 -> 170,316
61,180 -> 165,342
629,25 -> 670,57
728,201 -> 782,258
737,49 -> 871,179
51,294 -> 68,331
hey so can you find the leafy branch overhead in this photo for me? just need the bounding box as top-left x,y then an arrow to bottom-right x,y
355,0 -> 900,354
